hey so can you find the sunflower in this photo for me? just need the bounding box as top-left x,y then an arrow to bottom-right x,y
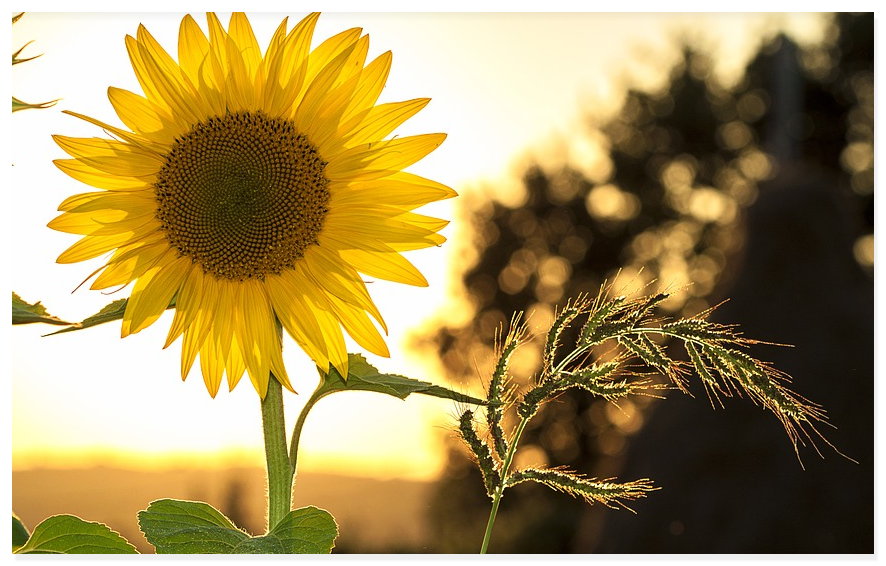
49,12 -> 454,398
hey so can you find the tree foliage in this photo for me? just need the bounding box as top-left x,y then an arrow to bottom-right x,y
425,13 -> 872,553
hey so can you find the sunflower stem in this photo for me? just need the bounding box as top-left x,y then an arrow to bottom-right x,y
261,375 -> 293,532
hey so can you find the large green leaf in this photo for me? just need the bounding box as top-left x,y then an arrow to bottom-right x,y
138,499 -> 248,554
317,353 -> 486,405
14,515 -> 137,554
232,507 -> 337,554
11,292 -> 69,325
12,514 -> 29,550
139,499 -> 337,554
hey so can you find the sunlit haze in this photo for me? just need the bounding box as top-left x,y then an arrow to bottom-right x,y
11,12 -> 827,480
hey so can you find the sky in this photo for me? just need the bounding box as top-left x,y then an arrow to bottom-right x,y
9,11 -> 833,481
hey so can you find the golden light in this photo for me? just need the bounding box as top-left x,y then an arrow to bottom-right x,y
585,184 -> 641,222
11,9 -> 832,488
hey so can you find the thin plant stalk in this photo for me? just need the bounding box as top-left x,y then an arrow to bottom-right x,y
260,375 -> 294,531
479,343 -> 593,553
479,417 -> 529,554
289,385 -> 325,475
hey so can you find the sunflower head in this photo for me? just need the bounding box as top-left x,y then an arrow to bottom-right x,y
154,110 -> 331,280
49,12 -> 455,398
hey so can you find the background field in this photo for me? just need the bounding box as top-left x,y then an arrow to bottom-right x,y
13,467 -> 432,553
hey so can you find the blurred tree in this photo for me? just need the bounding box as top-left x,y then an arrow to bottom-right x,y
423,12 -> 872,553
221,477 -> 257,536
592,13 -> 873,553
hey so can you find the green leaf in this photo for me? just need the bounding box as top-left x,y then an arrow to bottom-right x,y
138,499 -> 249,554
12,292 -> 69,325
12,514 -> 29,550
45,297 -> 175,336
232,507 -> 337,554
12,41 -> 40,65
12,12 -> 58,112
43,298 -> 128,335
12,96 -> 57,112
232,536 -> 286,553
139,500 -> 337,554
317,353 -> 485,405
15,515 -> 137,554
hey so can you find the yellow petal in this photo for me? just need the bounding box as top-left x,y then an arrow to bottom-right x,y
225,336 -> 247,392
107,87 -> 179,144
341,51 -> 391,123
294,41 -> 357,130
122,252 -> 188,336
199,333 -> 224,398
325,293 -> 389,357
205,13 -> 231,100
330,175 -> 457,209
270,348 -> 295,394
326,133 -> 447,182
264,12 -> 318,116
337,98 -> 430,149
53,135 -> 163,178
58,191 -> 106,212
302,245 -> 386,332
62,190 -> 155,215
91,237 -> 168,290
223,32 -> 255,111
266,272 -> 331,370
384,233 -> 447,251
53,134 -> 163,164
178,14 -> 210,86
304,27 -> 362,85
54,159 -> 151,192
324,211 -> 444,245
57,232 -> 139,264
335,245 -> 429,287
62,109 -> 167,154
297,268 -> 348,376
212,279 -> 236,363
48,209 -> 155,236
164,266 -> 206,347
228,12 -> 261,77
180,323 -> 202,381
305,37 -> 369,149
180,274 -> 219,380
238,280 -> 276,396
124,35 -> 188,131
134,30 -> 205,125
392,210 -> 451,233
254,17 -> 288,107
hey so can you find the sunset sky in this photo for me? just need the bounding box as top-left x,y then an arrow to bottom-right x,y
10,11 -> 830,481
